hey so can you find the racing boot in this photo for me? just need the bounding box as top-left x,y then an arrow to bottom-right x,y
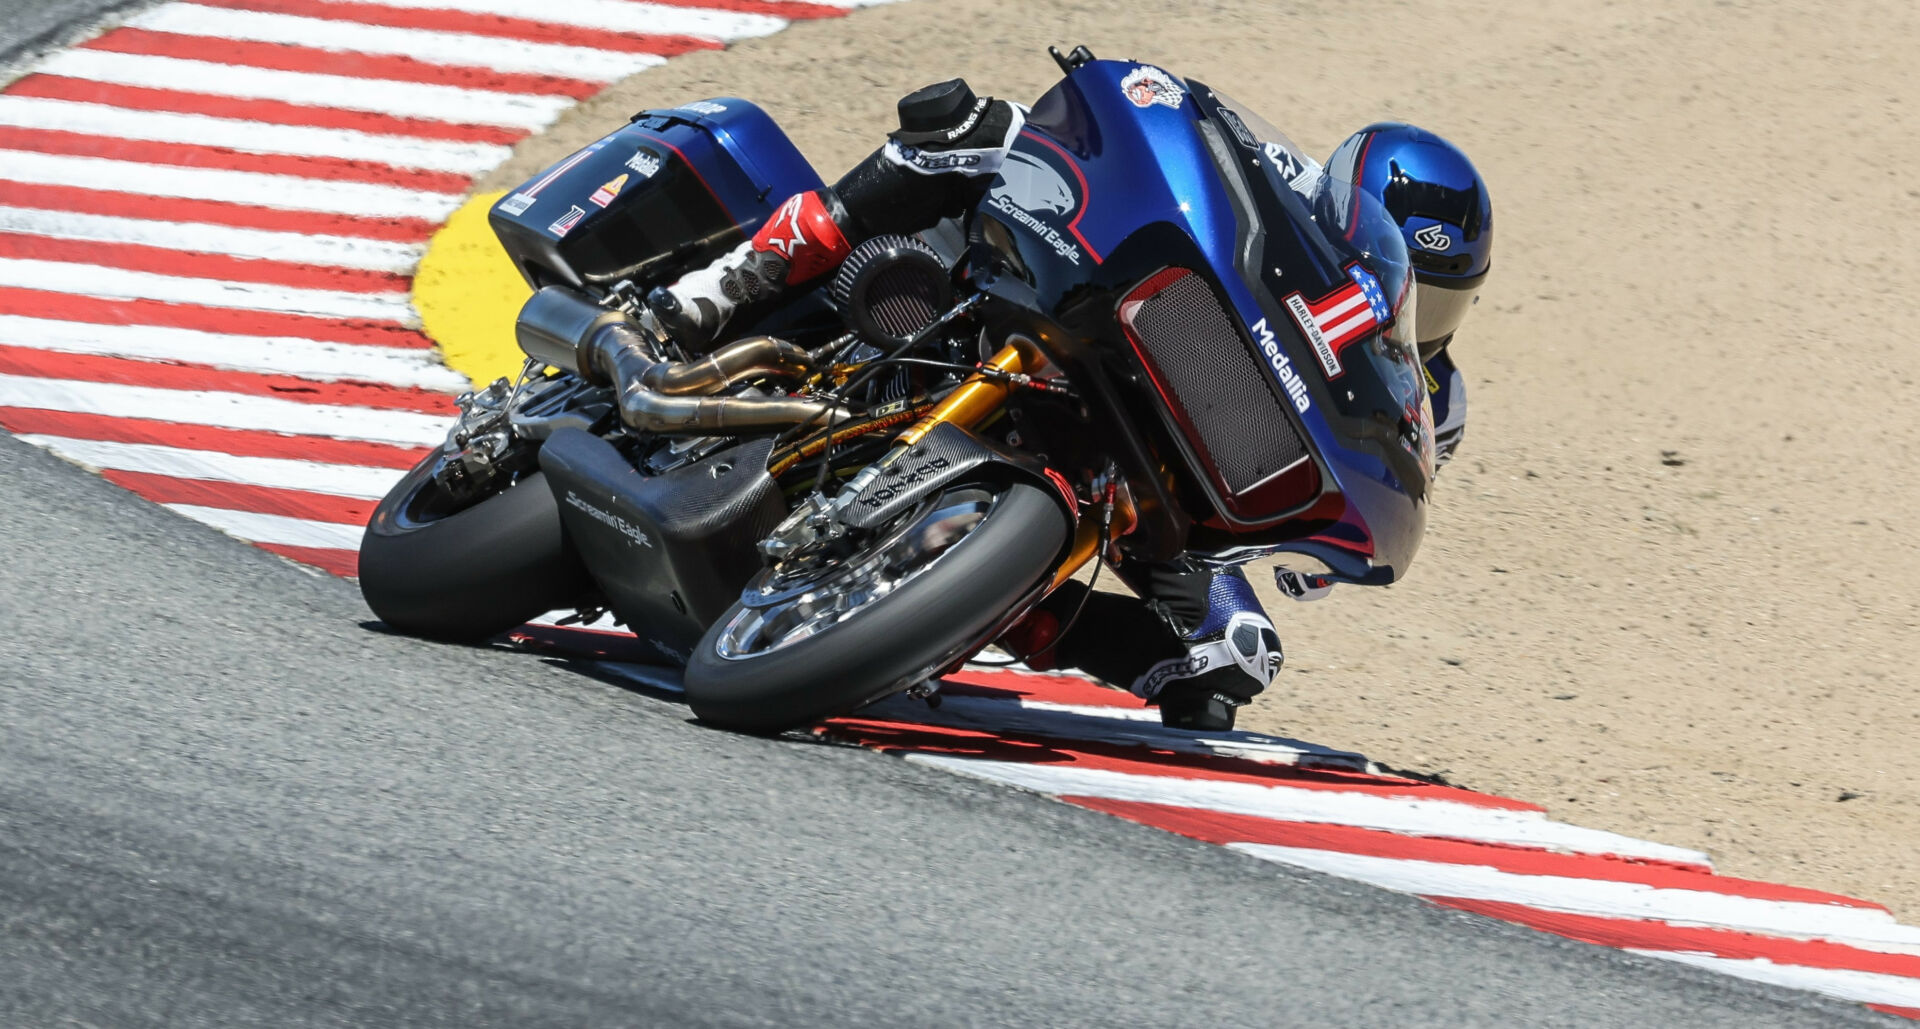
1130,568 -> 1284,731
646,187 -> 855,349
1039,569 -> 1283,732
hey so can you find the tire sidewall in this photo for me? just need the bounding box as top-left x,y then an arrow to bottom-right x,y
358,453 -> 592,641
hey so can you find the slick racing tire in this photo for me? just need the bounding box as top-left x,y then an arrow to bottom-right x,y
358,453 -> 592,643
683,481 -> 1069,733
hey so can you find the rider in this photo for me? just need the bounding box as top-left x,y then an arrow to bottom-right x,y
647,78 -> 1494,731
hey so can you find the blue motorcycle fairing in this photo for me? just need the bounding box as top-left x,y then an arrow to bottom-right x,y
969,60 -> 1432,585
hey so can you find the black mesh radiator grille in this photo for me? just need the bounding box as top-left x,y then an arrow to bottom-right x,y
1123,270 -> 1309,494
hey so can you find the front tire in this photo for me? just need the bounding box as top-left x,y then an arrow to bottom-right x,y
358,453 -> 592,642
683,482 -> 1070,732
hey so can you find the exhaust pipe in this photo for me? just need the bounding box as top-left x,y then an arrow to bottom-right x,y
515,286 -> 846,435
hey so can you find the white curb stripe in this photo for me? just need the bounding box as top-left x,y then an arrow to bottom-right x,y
0,208 -> 424,272
1230,844 -> 1920,953
0,378 -> 448,446
36,50 -> 571,129
529,609 -> 626,631
905,753 -> 1710,865
1631,951 -> 1920,1009
0,259 -> 416,323
0,316 -> 464,390
165,502 -> 366,548
0,96 -> 509,173
128,5 -> 665,81
0,257 -> 415,321
0,150 -> 463,219
20,434 -> 405,499
860,692 -> 1367,769
324,0 -> 790,41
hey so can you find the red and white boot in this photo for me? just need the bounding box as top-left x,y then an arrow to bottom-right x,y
646,188 -> 854,348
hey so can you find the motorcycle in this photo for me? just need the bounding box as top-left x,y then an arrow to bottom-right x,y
359,46 -> 1437,733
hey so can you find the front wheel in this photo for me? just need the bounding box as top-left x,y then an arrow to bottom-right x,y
682,482 -> 1070,732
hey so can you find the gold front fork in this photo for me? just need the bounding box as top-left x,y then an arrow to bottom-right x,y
1051,518 -> 1105,591
891,340 -> 1119,594
894,342 -> 1036,448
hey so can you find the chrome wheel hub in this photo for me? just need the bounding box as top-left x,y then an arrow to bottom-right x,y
713,487 -> 997,660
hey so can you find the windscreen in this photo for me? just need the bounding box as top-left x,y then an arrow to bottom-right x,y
1212,102 -> 1436,491
1303,178 -> 1435,478
1210,91 -> 1321,196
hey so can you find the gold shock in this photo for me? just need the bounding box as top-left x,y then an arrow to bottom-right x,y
1048,479 -> 1136,591
895,339 -> 1096,590
894,342 -> 1038,449
1050,517 -> 1106,591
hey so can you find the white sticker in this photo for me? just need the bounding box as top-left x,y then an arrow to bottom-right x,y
1120,66 -> 1185,109
1414,222 -> 1454,251
548,205 -> 586,238
624,148 -> 663,178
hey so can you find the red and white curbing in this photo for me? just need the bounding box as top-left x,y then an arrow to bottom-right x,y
838,667 -> 1920,1017
558,638 -> 1920,1017
3,4 -> 1917,1019
0,0 -> 868,575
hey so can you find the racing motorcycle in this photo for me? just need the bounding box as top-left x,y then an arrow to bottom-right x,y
359,46 -> 1436,733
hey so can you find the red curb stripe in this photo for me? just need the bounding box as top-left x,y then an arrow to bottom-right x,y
256,540 -> 358,575
0,345 -> 452,415
828,717 -> 1542,811
1064,797 -> 1892,905
84,27 -> 604,98
0,124 -> 471,192
1869,1005 -> 1920,1020
183,0 -> 724,55
0,287 -> 432,348
3,76 -> 526,146
0,181 -> 440,243
509,624 -> 668,663
0,232 -> 412,295
1433,899 -> 1920,978
0,408 -> 429,467
104,468 -> 378,524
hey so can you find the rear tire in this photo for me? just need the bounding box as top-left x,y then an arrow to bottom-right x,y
683,482 -> 1069,733
358,453 -> 592,642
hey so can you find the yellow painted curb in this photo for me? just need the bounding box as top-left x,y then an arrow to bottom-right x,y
412,189 -> 531,389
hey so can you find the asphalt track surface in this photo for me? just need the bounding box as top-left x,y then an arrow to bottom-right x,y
6,434 -> 1899,1029
0,0 -> 142,64
0,5 -> 1898,1028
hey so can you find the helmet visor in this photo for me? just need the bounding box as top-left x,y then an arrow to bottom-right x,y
1413,275 -> 1480,348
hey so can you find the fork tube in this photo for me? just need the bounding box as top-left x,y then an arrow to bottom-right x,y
1049,517 -> 1106,591
894,343 -> 1036,449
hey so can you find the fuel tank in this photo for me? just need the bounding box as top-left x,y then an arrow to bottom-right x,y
489,99 -> 824,292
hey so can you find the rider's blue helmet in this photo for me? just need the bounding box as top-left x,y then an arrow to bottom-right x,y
1325,123 -> 1491,356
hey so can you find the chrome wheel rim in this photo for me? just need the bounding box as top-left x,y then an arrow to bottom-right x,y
712,487 -> 998,660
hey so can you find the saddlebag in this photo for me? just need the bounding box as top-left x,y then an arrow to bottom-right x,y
489,99 -> 824,292
539,429 -> 785,663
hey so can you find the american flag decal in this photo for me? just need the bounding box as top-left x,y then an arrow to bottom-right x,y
1283,265 -> 1394,378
